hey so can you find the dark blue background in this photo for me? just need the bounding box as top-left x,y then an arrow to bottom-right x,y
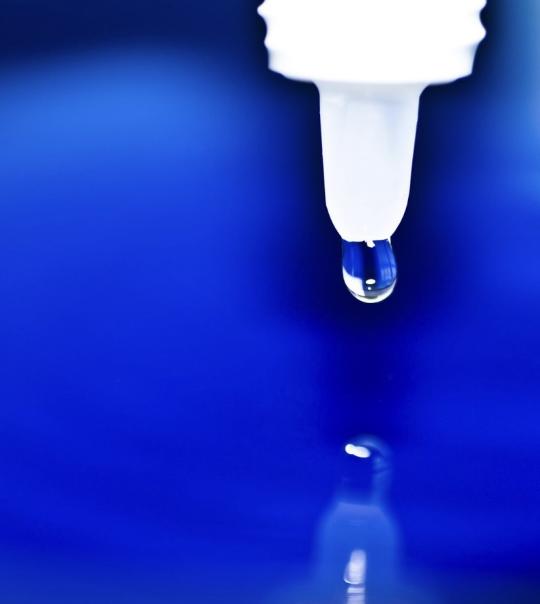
0,1 -> 539,602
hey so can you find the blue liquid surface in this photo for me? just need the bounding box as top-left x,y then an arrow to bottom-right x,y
342,240 -> 397,303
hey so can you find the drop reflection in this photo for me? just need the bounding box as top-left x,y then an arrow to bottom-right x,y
313,436 -> 398,604
269,437 -> 436,604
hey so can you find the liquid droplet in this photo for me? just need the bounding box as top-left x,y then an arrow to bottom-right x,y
342,240 -> 397,303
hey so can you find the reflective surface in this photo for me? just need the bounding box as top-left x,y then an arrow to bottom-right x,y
342,240 -> 397,303
0,1 -> 539,602
268,438 -> 435,604
312,437 -> 398,604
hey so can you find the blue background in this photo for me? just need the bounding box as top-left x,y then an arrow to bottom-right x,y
0,1 -> 539,602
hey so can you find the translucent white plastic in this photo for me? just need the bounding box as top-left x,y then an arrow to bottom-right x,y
320,84 -> 422,242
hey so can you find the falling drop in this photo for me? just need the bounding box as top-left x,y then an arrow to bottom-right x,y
342,240 -> 397,303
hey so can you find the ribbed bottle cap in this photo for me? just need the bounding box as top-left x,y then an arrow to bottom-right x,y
259,0 -> 486,84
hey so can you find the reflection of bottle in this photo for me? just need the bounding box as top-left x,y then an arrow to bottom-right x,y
343,549 -> 367,604
313,436 -> 399,604
266,438 -> 440,604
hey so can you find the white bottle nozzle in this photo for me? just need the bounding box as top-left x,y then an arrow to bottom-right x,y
319,83 -> 423,242
258,0 -> 487,244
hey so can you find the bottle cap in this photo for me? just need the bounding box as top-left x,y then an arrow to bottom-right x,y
259,0 -> 486,85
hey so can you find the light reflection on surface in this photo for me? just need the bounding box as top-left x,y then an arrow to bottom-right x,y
344,444 -> 371,459
267,436 -> 435,604
265,436 -> 461,603
343,550 -> 367,604
313,436 -> 399,604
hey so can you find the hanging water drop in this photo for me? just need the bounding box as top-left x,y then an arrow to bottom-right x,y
342,240 -> 397,304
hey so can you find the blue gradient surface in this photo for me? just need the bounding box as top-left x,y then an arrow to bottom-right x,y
0,1 -> 539,602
